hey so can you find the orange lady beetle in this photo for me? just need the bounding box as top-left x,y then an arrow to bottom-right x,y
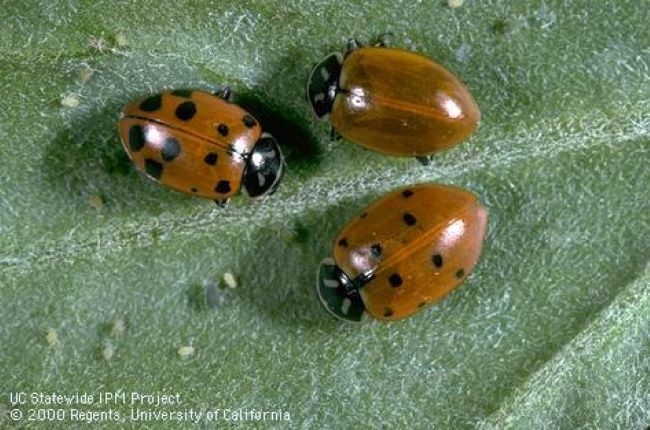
317,183 -> 487,321
117,89 -> 284,205
308,39 -> 480,162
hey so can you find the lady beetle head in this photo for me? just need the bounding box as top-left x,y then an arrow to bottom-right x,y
316,258 -> 366,322
242,133 -> 284,198
307,52 -> 343,119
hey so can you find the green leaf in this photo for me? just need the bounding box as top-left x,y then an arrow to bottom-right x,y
1,1 -> 648,428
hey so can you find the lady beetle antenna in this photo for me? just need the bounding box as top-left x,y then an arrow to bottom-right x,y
345,38 -> 361,56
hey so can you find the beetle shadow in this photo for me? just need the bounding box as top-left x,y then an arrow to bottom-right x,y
42,99 -> 198,213
231,52 -> 323,180
229,190 -> 385,329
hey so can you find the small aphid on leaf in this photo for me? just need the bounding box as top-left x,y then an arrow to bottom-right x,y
76,63 -> 95,83
223,272 -> 237,289
177,345 -> 195,358
111,318 -> 126,337
102,341 -> 115,361
61,94 -> 80,108
114,32 -> 127,48
45,328 -> 59,346
88,194 -> 105,210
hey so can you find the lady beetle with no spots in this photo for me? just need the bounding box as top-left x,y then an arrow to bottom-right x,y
308,39 -> 480,162
317,183 -> 488,322
117,89 -> 284,205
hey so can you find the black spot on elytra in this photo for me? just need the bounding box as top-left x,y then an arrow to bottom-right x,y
190,187 -> 198,193
144,158 -> 163,179
175,101 -> 196,121
171,89 -> 193,98
417,301 -> 427,308
214,180 -> 231,194
161,137 -> 181,162
383,308 -> 394,317
432,253 -> 443,268
403,213 -> 417,226
217,124 -> 229,137
360,212 -> 367,219
128,124 -> 145,151
139,94 -> 162,112
204,152 -> 218,166
388,273 -> 403,288
370,243 -> 382,258
402,189 -> 413,198
455,268 -> 465,279
338,238 -> 348,248
242,114 -> 257,128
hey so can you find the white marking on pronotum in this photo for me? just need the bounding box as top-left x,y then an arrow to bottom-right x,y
323,279 -> 339,288
257,172 -> 266,187
251,151 -> 264,167
341,298 -> 351,315
320,67 -> 330,81
314,93 -> 325,103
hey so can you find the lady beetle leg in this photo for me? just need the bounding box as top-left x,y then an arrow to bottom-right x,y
345,33 -> 393,57
344,38 -> 362,57
416,156 -> 433,166
372,32 -> 394,47
214,198 -> 229,207
329,127 -> 342,141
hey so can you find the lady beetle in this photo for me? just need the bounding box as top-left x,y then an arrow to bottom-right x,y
317,183 -> 487,322
308,39 -> 480,162
117,89 -> 284,204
